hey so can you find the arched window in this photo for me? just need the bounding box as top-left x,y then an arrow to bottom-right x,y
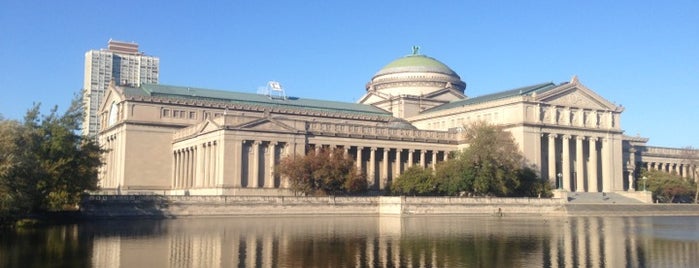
107,101 -> 118,126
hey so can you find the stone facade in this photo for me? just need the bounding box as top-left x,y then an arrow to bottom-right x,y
97,51 -> 698,195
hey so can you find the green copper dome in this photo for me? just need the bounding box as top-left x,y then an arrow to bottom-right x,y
375,54 -> 459,77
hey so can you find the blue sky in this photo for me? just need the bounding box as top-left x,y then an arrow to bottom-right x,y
1,1 -> 697,148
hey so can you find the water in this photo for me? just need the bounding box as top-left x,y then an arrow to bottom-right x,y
1,216 -> 698,267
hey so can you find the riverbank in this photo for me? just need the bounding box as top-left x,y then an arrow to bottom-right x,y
79,195 -> 699,218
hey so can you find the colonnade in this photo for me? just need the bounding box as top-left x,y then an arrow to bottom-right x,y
172,139 -> 449,191
545,133 -> 615,192
237,140 -> 286,189
312,144 -> 448,190
173,141 -> 219,189
644,161 -> 697,181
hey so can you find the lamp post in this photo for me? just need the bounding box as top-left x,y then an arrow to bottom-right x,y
642,176 -> 647,192
557,173 -> 562,190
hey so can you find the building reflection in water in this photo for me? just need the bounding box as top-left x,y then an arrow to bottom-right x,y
89,216 -> 699,267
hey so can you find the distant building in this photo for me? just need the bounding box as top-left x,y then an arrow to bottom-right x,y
97,49 -> 698,196
82,39 -> 159,136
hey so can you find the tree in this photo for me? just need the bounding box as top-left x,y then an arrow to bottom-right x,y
392,166 -> 436,196
0,96 -> 103,217
433,121 -> 551,197
640,170 -> 696,203
434,158 -> 472,195
679,146 -> 699,203
276,148 -> 366,196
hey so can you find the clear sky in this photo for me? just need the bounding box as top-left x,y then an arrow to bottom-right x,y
1,1 -> 697,148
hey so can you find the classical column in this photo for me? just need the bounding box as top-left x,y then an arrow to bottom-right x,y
442,151 -> 449,161
672,163 -> 679,175
356,146 -> 363,171
172,151 -> 177,189
575,136 -> 585,192
266,142 -> 276,188
683,164 -> 689,178
601,138 -> 611,192
431,151 -> 437,170
394,149 -> 402,177
281,143 -> 291,188
201,143 -> 208,187
233,140 -> 243,187
211,142 -> 217,186
408,150 -> 414,167
196,144 -> 202,187
588,137 -> 598,192
381,148 -> 389,190
420,150 -> 426,168
548,134 -> 557,183
369,147 -> 377,188
251,141 -> 261,188
562,135 -> 571,191
184,149 -> 190,188
175,150 -> 184,189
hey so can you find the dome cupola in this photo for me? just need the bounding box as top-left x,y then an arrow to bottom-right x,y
366,46 -> 466,96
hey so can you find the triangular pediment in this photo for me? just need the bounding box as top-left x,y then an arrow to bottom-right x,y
198,120 -> 221,134
232,117 -> 303,134
358,92 -> 389,105
536,79 -> 621,111
98,84 -> 125,113
424,88 -> 467,102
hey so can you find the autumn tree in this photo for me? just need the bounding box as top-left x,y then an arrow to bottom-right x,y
640,169 -> 696,203
0,96 -> 103,220
276,148 -> 366,196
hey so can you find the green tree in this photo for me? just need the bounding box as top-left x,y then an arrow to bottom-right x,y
276,148 -> 366,196
434,158 -> 472,195
640,170 -> 696,203
434,121 -> 551,197
392,166 -> 436,196
0,96 -> 103,218
679,146 -> 699,203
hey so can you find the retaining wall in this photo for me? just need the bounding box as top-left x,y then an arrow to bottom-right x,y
80,195 -> 567,218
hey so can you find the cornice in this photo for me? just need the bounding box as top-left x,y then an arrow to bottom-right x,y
123,95 -> 391,122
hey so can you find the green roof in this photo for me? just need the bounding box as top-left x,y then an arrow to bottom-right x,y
375,54 -> 458,77
124,84 -> 391,117
423,82 -> 559,113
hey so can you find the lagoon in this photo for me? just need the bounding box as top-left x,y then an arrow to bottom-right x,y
2,216 -> 698,267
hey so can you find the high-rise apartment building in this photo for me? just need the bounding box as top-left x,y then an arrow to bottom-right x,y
82,39 -> 159,136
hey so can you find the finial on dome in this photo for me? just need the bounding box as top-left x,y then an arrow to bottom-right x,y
412,45 -> 420,55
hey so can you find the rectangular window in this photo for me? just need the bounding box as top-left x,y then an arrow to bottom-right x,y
162,109 -> 170,117
189,111 -> 196,119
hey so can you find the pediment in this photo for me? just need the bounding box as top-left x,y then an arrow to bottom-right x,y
232,117 -> 303,134
424,88 -> 466,102
98,84 -> 125,113
536,80 -> 620,111
358,92 -> 388,104
198,120 -> 221,134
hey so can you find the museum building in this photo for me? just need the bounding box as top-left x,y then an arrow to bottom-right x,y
97,50 -> 697,195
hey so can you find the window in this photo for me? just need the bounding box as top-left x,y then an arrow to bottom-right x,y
189,111 -> 196,119
162,109 -> 170,117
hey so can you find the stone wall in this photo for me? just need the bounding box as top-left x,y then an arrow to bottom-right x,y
81,195 -> 566,218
